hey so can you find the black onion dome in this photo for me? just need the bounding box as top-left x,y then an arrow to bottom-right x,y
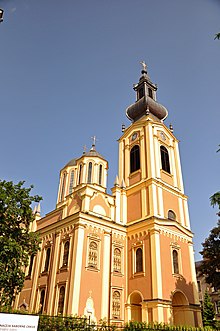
126,68 -> 168,122
126,95 -> 168,122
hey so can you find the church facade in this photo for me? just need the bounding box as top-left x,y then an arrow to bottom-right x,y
15,66 -> 202,326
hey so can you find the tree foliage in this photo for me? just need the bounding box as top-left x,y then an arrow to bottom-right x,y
0,180 -> 42,306
214,33 -> 220,40
199,146 -> 220,290
202,291 -> 215,327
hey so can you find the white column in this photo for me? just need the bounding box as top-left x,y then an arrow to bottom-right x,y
93,162 -> 98,184
47,232 -> 61,315
29,241 -> 43,312
103,165 -> 108,188
174,141 -> 184,192
157,186 -> 164,218
183,199 -> 190,229
140,133 -> 146,179
188,243 -> 200,304
141,187 -> 147,218
146,124 -> 156,178
149,183 -> 157,216
153,131 -> 161,179
68,224 -> 85,315
124,142 -> 130,187
118,140 -> 124,183
170,146 -> 178,187
150,229 -> 162,299
82,162 -> 86,183
121,188 -> 127,224
178,197 -> 185,226
101,231 -> 111,319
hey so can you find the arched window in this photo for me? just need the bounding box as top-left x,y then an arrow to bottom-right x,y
88,241 -> 98,268
68,170 -> 75,194
78,164 -> 83,184
39,289 -> 45,314
87,162 -> 92,183
62,241 -> 70,267
136,247 -> 143,273
112,291 -> 121,319
130,145 -> 140,173
58,286 -> 65,315
28,254 -> 35,277
160,145 -> 170,173
98,164 -> 103,185
168,210 -> 176,221
60,173 -> 67,201
113,248 -> 122,273
44,247 -> 51,272
172,249 -> 179,274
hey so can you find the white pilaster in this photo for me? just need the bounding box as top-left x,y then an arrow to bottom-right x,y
68,224 -> 85,315
29,241 -> 43,312
183,199 -> 190,229
153,130 -> 161,178
170,146 -> 178,187
47,232 -> 61,315
174,141 -> 184,192
157,186 -> 164,218
101,231 -> 111,319
188,243 -> 200,304
178,197 -> 185,226
146,124 -> 156,178
150,229 -> 162,299
140,133 -> 146,179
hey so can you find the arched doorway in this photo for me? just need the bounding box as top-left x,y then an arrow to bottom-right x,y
129,292 -> 143,322
172,291 -> 192,326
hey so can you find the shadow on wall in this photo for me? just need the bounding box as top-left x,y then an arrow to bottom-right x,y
169,276 -> 201,327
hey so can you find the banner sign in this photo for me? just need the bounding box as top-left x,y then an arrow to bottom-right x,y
0,313 -> 39,331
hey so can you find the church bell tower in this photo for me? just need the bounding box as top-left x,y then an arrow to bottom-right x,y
118,63 -> 202,326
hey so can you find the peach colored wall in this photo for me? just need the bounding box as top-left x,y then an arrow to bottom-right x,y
129,171 -> 141,186
127,191 -> 141,222
67,194 -> 82,215
37,211 -> 62,231
162,190 -> 180,221
160,233 -> 195,303
161,171 -> 173,186
127,235 -> 152,299
79,228 -> 104,319
90,194 -> 110,217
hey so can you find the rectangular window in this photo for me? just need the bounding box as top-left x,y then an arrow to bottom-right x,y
86,235 -> 101,271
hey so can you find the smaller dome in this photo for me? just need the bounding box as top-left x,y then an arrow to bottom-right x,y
126,95 -> 168,122
64,158 -> 77,167
83,145 -> 106,160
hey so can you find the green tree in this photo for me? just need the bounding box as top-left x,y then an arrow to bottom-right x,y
202,290 -> 215,327
199,218 -> 220,290
0,180 -> 42,306
214,33 -> 220,40
199,146 -> 220,290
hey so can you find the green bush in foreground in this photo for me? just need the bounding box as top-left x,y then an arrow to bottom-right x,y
0,309 -> 218,331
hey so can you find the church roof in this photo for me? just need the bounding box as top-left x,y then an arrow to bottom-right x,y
62,145 -> 106,170
126,68 -> 168,122
83,145 -> 106,160
64,158 -> 77,167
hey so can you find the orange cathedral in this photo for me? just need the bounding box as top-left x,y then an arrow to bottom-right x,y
15,65 -> 202,326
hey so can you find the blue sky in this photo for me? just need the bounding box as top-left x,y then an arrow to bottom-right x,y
0,0 -> 219,260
